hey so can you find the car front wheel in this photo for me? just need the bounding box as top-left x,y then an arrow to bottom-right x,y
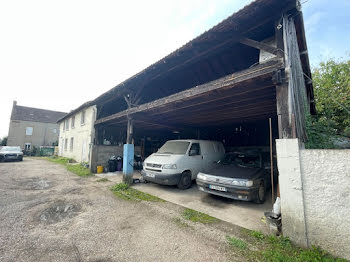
177,171 -> 192,190
254,182 -> 266,204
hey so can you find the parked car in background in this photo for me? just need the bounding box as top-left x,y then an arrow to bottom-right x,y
196,152 -> 270,203
142,140 -> 225,189
0,146 -> 24,162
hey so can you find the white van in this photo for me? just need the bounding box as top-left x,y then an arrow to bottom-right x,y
142,140 -> 225,189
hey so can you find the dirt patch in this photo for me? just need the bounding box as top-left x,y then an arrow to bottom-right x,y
18,177 -> 53,190
39,200 -> 81,224
61,188 -> 82,195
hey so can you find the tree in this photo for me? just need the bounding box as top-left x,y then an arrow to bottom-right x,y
306,57 -> 350,148
0,136 -> 7,146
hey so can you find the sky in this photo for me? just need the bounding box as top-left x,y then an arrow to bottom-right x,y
0,0 -> 349,138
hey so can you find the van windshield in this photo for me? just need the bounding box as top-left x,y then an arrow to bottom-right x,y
157,141 -> 190,155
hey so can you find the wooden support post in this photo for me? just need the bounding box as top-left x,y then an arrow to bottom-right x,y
94,126 -> 99,145
126,117 -> 133,144
269,118 -> 275,204
275,18 -> 293,139
276,79 -> 293,138
123,94 -> 134,185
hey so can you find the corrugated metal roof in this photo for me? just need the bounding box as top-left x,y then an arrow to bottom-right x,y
92,0 -> 299,106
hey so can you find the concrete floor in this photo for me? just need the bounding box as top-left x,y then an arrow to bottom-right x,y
97,171 -> 272,233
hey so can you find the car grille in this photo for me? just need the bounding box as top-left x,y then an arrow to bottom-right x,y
203,175 -> 233,185
5,154 -> 17,157
146,163 -> 162,168
145,168 -> 162,172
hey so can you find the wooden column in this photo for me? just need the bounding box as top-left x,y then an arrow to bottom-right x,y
126,117 -> 133,144
275,19 -> 294,139
276,77 -> 293,138
123,94 -> 135,185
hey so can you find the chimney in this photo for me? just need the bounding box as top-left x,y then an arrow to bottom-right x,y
13,100 -> 17,107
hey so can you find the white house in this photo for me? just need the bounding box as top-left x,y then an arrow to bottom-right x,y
57,102 -> 96,164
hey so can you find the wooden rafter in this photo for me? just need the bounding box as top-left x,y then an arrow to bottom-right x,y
95,59 -> 283,126
239,37 -> 283,57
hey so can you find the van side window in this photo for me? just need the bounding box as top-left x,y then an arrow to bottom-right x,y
189,143 -> 201,156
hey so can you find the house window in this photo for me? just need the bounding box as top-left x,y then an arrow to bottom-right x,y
25,143 -> 31,150
26,127 -> 33,136
64,138 -> 68,151
65,119 -> 69,130
81,110 -> 86,125
70,137 -> 74,152
71,116 -> 75,129
53,128 -> 57,134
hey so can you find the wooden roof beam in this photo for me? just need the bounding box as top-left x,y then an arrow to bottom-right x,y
94,59 -> 283,126
239,37 -> 283,57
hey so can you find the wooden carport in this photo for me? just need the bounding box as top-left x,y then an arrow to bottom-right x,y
90,0 -> 315,182
95,59 -> 284,130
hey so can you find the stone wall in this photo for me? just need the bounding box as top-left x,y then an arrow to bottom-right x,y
276,139 -> 350,260
7,120 -> 60,149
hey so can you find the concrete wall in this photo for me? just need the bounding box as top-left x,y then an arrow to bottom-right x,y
300,149 -> 350,260
7,120 -> 60,149
90,145 -> 141,173
58,105 -> 96,163
276,139 -> 350,260
276,139 -> 308,247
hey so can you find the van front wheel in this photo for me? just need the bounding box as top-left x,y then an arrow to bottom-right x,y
177,171 -> 192,190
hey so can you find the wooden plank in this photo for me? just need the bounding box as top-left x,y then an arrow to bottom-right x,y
149,84 -> 275,117
152,97 -> 276,121
179,109 -> 277,126
95,59 -> 283,125
239,37 -> 283,57
176,103 -> 277,124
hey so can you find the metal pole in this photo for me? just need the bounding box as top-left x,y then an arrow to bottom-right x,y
269,118 -> 275,204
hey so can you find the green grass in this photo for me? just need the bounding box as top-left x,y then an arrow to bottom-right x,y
110,183 -> 164,202
182,208 -> 218,224
44,156 -> 92,177
249,230 -> 265,240
227,231 -> 348,262
259,236 -> 347,262
172,217 -> 191,228
226,236 -> 247,249
96,178 -> 109,182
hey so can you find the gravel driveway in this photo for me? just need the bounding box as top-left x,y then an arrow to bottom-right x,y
0,158 -> 242,262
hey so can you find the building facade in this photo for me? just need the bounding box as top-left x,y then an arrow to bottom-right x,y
7,101 -> 66,150
57,104 -> 96,164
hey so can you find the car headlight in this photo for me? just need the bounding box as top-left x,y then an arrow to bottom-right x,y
231,180 -> 253,187
162,164 -> 177,169
197,173 -> 207,181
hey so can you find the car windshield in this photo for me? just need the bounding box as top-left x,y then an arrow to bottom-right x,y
234,154 -> 261,168
217,154 -> 236,165
218,153 -> 261,168
0,146 -> 21,152
157,141 -> 190,155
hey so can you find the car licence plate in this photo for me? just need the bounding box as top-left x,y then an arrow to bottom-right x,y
146,173 -> 155,178
209,185 -> 227,192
